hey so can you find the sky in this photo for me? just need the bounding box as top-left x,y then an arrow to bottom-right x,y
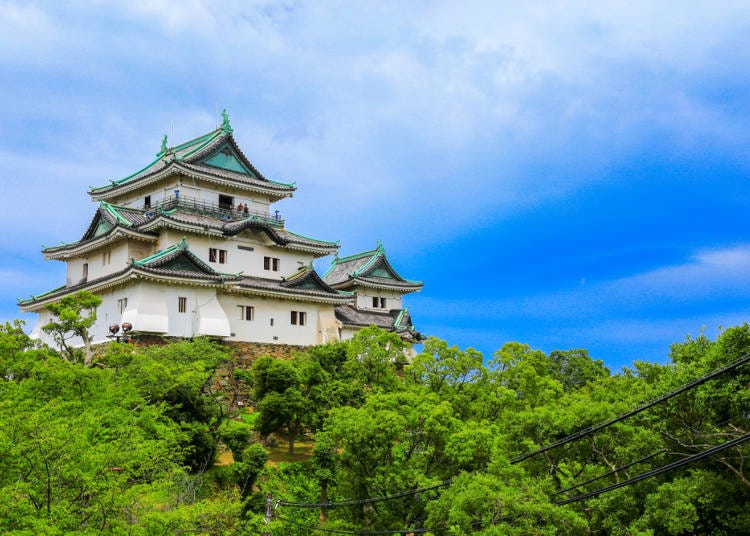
2,1 -> 750,370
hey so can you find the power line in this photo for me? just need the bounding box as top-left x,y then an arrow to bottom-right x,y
277,479 -> 453,509
274,514 -> 439,535
273,353 -> 750,513
551,448 -> 669,497
555,431 -> 750,505
511,353 -> 750,464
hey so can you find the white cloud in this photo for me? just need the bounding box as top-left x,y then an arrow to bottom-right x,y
416,244 -> 750,323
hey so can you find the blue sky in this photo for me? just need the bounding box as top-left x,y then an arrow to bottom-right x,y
2,1 -> 750,370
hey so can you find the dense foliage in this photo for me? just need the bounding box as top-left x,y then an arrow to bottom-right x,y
0,320 -> 748,534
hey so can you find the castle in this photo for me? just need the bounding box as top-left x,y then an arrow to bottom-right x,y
19,112 -> 423,350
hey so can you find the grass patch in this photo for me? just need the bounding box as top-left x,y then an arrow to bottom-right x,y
267,435 -> 314,465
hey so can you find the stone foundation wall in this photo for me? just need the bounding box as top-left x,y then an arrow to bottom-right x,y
222,341 -> 310,367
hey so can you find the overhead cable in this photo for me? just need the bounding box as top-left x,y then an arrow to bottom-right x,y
512,353 -> 750,464
277,479 -> 453,509
273,514 -> 438,535
274,354 -> 750,511
555,432 -> 750,505
551,448 -> 669,497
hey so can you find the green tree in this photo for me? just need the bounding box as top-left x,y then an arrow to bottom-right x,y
42,290 -> 102,366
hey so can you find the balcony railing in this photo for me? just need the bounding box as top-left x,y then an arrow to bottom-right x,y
146,195 -> 284,227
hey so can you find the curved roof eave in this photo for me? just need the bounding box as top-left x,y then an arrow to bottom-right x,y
225,285 -> 353,305
43,228 -> 158,260
89,162 -> 295,202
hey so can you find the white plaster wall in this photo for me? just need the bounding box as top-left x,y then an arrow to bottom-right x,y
160,232 -> 315,279
111,175 -> 282,212
120,283 -> 168,335
65,257 -> 87,286
218,294 -> 324,346
64,242 -> 132,286
29,286 -> 134,349
127,239 -> 155,262
339,326 -> 359,342
354,289 -> 404,311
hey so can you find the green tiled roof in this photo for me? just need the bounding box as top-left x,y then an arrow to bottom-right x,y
89,112 -> 295,197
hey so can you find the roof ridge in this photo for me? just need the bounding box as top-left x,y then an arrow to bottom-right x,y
352,245 -> 383,276
132,238 -> 188,266
100,201 -> 133,227
174,129 -> 225,161
284,228 -> 339,246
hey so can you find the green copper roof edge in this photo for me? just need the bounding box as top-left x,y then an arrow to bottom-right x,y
172,128 -> 222,153
43,239 -> 79,251
284,229 -> 340,246
283,266 -> 312,282
352,247 -> 383,276
333,248 -> 380,264
321,260 -> 338,278
132,238 -> 188,266
18,284 -> 68,304
267,178 -> 296,188
175,129 -> 224,160
321,247 -> 378,278
100,201 -> 133,227
89,129 -> 224,192
90,154 -> 164,192
394,308 -> 408,328
353,275 -> 423,286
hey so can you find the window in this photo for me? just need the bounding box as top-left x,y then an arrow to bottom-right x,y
82,263 -> 88,282
291,311 -> 307,326
218,194 -> 233,210
264,256 -> 280,271
117,298 -> 128,314
209,248 -> 227,264
237,245 -> 254,252
238,305 -> 254,321
102,250 -> 111,266
372,297 -> 387,308
178,297 -> 187,313
144,195 -> 151,209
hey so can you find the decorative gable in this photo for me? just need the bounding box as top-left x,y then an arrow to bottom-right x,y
364,258 -> 399,280
134,239 -> 220,277
282,266 -> 341,294
90,216 -> 114,239
199,142 -> 258,177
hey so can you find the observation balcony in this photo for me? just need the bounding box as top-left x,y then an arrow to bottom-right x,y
145,195 -> 284,227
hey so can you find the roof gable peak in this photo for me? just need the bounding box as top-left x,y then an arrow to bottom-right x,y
132,238 -> 220,276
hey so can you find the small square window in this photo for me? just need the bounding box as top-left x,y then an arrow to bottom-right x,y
380,297 -> 387,308
117,298 -> 128,314
264,256 -> 280,272
239,305 -> 254,321
209,248 -> 227,264
178,297 -> 187,313
219,194 -> 233,210
144,195 -> 151,209
291,311 -> 306,326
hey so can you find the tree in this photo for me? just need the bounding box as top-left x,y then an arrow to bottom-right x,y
42,290 -> 102,366
548,348 -> 610,391
312,432 -> 336,522
344,326 -> 406,389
